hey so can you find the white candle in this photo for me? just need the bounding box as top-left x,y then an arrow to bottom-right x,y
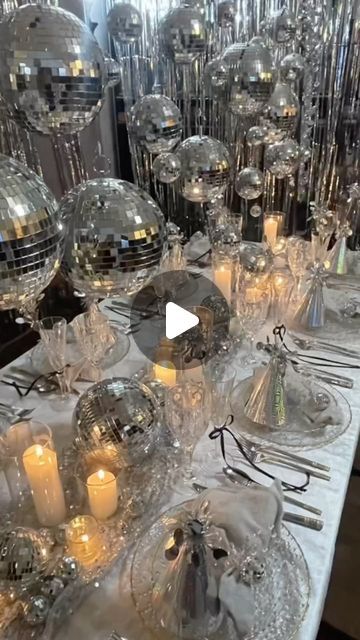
87,469 -> 118,520
214,266 -> 232,303
153,360 -> 177,386
66,515 -> 102,567
23,444 -> 66,527
264,217 -> 278,249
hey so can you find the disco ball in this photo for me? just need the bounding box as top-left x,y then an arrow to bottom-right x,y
0,528 -> 50,591
266,7 -> 297,44
153,153 -> 181,184
0,4 -> 106,135
247,126 -> 266,146
60,178 -> 166,298
203,58 -> 229,94
73,378 -> 159,467
175,135 -> 231,203
229,38 -> 274,115
217,1 -> 235,27
235,167 -> 264,200
129,95 -> 182,155
266,82 -> 300,136
221,42 -> 247,68
239,242 -> 273,282
105,56 -> 121,88
160,6 -> 206,65
250,205 -> 262,218
107,2 -> 142,44
264,139 -> 301,178
280,53 -> 306,83
262,121 -> 286,144
0,154 -> 63,312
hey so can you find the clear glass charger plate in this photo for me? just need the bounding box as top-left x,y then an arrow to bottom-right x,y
230,377 -> 352,451
130,500 -> 310,640
29,324 -> 130,376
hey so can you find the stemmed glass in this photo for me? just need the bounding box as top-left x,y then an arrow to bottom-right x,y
38,316 -> 70,397
72,311 -> 115,382
233,290 -> 270,365
203,361 -> 236,465
287,236 -> 311,302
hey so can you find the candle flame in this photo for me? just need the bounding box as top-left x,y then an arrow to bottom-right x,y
97,469 -> 105,481
81,534 -> 89,543
34,444 -> 44,457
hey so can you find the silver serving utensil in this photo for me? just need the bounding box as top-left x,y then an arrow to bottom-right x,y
293,363 -> 354,389
288,331 -> 360,360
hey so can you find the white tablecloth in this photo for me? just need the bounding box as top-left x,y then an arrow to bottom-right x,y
0,302 -> 359,640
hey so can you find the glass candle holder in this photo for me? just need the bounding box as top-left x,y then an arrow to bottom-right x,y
212,251 -> 234,305
66,515 -> 103,567
75,453 -> 121,521
263,212 -> 286,252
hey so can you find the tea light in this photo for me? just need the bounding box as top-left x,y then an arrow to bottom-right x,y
87,469 -> 118,520
214,265 -> 232,303
153,360 -> 177,386
263,216 -> 278,250
66,515 -> 102,567
22,445 -> 66,527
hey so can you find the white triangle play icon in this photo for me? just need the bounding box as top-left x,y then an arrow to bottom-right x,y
165,302 -> 199,340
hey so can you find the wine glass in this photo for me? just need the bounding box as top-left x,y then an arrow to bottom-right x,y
234,290 -> 270,365
38,316 -> 69,396
203,360 -> 236,465
287,236 -> 311,301
72,311 -> 115,382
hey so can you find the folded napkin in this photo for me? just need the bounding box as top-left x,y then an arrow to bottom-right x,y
183,233 -> 211,261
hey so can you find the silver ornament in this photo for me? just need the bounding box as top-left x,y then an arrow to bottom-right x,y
175,135 -> 231,203
229,39 -> 274,115
203,58 -> 229,93
0,528 -> 50,591
41,576 -> 65,600
24,595 -> 50,626
153,153 -> 181,184
247,126 -> 266,146
250,205 -> 262,218
280,53 -> 306,83
217,1 -> 235,27
264,139 -> 301,178
73,377 -> 159,466
239,242 -> 273,282
107,2 -> 142,44
105,56 -> 121,88
60,178 -> 166,298
160,6 -> 206,65
129,95 -> 182,155
235,167 -> 264,200
266,82 -> 300,135
0,154 -> 63,312
266,7 -> 297,44
262,121 -> 286,144
0,4 -> 106,135
221,42 -> 247,68
55,556 -> 79,583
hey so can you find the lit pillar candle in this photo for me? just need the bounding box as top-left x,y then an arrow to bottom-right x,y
87,469 -> 118,520
264,216 -> 278,250
22,445 -> 66,527
153,360 -> 177,386
214,266 -> 232,303
66,515 -> 102,567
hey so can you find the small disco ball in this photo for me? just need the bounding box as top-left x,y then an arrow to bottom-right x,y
0,528 -> 50,591
266,7 -> 297,44
160,6 -> 206,65
0,4 -> 106,135
235,167 -> 264,200
153,153 -> 181,184
280,53 -> 306,83
262,121 -> 286,144
24,596 -> 50,626
203,58 -> 229,93
107,2 -> 142,44
0,154 -> 63,312
105,56 -> 121,88
73,378 -> 159,467
217,0 -> 235,27
266,82 -> 300,136
175,135 -> 231,204
247,126 -> 266,146
129,95 -> 182,155
264,139 -> 301,178
60,178 -> 166,298
239,242 -> 273,282
250,204 -> 262,218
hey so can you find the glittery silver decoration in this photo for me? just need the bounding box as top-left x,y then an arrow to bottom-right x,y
107,2 -> 143,44
55,556 -> 79,583
247,126 -> 266,146
229,38 -> 274,115
73,377 -> 159,466
23,595 -> 50,626
280,53 -> 306,83
129,95 -> 182,155
60,178 -> 166,298
250,204 -> 262,218
203,58 -> 229,92
217,0 -> 235,27
153,153 -> 181,184
175,135 -> 231,203
266,83 -> 300,136
160,6 -> 206,65
266,7 -> 297,44
264,139 -> 301,178
105,56 -> 121,88
0,528 -> 50,591
0,154 -> 62,312
244,349 -> 287,428
0,4 -> 106,135
239,242 -> 273,281
235,167 -> 264,200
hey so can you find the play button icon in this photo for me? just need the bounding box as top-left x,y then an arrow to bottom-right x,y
165,302 -> 199,340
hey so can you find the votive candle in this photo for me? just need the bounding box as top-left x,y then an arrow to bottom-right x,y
66,515 -> 102,567
87,469 -> 118,520
22,444 -> 66,527
263,216 -> 278,250
153,360 -> 177,386
214,265 -> 232,303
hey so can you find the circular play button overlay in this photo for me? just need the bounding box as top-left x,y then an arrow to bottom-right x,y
129,270 -> 230,370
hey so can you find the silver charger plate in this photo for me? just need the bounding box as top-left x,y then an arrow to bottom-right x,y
230,377 -> 352,450
130,500 -> 310,640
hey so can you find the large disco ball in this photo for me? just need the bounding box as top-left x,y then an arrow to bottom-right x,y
266,7 -> 297,44
73,378 -> 159,467
266,82 -> 300,136
239,242 -> 273,283
160,6 -> 206,65
129,95 -> 182,155
280,53 -> 306,83
153,153 -> 181,184
60,178 -> 166,298
107,2 -> 143,44
175,135 -> 231,203
264,139 -> 301,178
228,38 -> 274,115
0,528 -> 50,592
0,4 -> 106,135
0,154 -> 63,312
235,167 -> 264,200
203,58 -> 229,95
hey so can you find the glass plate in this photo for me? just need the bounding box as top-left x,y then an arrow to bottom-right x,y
130,500 -> 310,640
230,377 -> 351,450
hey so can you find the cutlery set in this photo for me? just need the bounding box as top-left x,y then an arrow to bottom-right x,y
0,401 -> 34,423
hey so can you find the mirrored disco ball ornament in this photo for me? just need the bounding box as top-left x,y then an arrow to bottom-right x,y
247,126 -> 266,146
107,2 -> 142,44
280,53 -> 306,83
222,42 -> 247,68
60,178 -> 166,298
266,82 -> 300,135
229,38 -> 274,115
217,0 -> 235,27
0,4 -> 106,135
239,242 -> 273,282
160,6 -> 206,65
0,154 -> 63,312
105,56 -> 121,88
264,139 -> 301,178
0,528 -> 50,591
24,596 -> 50,626
73,378 -> 159,466
266,7 -> 297,44
235,167 -> 264,200
153,153 -> 181,184
203,58 -> 229,94
250,204 -> 262,218
175,135 -> 231,203
129,95 -> 182,155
